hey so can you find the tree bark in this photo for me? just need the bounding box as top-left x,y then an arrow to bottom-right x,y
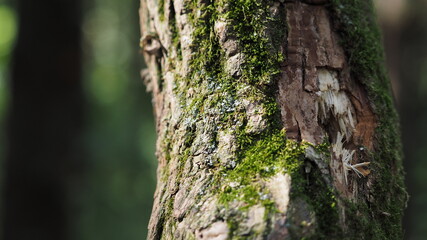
140,0 -> 407,239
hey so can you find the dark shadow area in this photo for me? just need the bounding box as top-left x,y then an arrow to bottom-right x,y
376,0 -> 427,239
2,0 -> 84,239
397,2 -> 427,239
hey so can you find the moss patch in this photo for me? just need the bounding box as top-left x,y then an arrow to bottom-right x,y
158,0 -> 165,21
223,0 -> 285,87
302,162 -> 341,239
218,130 -> 307,207
330,0 -> 406,238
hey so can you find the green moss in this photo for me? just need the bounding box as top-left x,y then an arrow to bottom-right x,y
340,201 -> 383,239
218,130 -> 307,207
158,0 -> 165,21
303,165 -> 341,239
169,2 -> 182,61
330,0 -> 406,238
223,0 -> 284,87
181,0 -> 286,93
171,1 -> 303,237
313,140 -> 332,158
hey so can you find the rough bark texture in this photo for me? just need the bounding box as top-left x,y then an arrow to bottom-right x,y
140,0 -> 407,239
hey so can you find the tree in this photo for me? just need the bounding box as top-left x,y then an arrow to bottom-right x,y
139,0 -> 407,239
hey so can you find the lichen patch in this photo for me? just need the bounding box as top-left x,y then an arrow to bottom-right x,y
196,221 -> 229,240
264,173 -> 291,213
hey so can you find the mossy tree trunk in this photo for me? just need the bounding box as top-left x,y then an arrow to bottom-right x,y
140,0 -> 407,239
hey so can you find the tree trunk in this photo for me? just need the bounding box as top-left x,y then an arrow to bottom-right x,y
140,0 -> 407,239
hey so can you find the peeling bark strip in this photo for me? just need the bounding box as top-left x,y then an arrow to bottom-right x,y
140,0 -> 406,239
277,1 -> 376,198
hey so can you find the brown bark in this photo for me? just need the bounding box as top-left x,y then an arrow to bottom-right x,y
278,2 -> 376,198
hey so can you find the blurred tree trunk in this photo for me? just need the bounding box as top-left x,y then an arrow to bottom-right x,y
2,0 -> 84,239
140,0 -> 406,239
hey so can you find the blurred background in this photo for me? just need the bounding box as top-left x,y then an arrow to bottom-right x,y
0,0 -> 156,239
0,0 -> 425,239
